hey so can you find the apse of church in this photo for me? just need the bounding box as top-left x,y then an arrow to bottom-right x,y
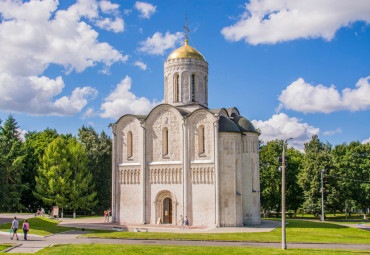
111,30 -> 261,227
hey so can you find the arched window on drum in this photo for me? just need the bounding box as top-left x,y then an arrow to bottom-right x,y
198,125 -> 205,155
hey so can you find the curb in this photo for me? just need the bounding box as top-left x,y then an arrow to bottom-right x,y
1,244 -> 22,253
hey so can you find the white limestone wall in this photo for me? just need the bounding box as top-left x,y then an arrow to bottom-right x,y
218,132 -> 242,227
242,133 -> 261,225
164,58 -> 208,107
145,106 -> 184,162
113,116 -> 144,224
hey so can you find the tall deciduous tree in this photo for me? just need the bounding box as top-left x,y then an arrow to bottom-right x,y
0,115 -> 27,211
68,138 -> 97,217
34,136 -> 72,215
78,126 -> 112,213
34,136 -> 98,217
22,129 -> 58,210
298,135 -> 337,215
259,140 -> 304,216
332,142 -> 370,218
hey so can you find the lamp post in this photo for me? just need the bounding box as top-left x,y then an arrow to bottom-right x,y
281,137 -> 293,250
321,169 -> 325,222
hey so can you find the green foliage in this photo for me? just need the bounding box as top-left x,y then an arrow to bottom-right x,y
68,138 -> 98,213
0,115 -> 27,211
34,136 -> 97,214
34,137 -> 72,209
78,125 -> 112,213
259,140 -> 304,214
332,142 -> 370,214
22,128 -> 59,209
298,135 -> 337,214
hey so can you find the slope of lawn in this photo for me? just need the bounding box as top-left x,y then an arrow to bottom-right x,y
26,244 -> 370,255
0,217 -> 75,236
84,219 -> 370,244
0,244 -> 13,252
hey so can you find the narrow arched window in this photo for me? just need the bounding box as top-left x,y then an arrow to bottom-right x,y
127,131 -> 133,158
162,127 -> 168,156
204,75 -> 208,105
165,76 -> 168,103
191,74 -> 196,102
198,125 -> 205,155
174,74 -> 179,102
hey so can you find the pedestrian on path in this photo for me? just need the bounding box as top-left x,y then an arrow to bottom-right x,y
10,217 -> 19,240
104,210 -> 107,222
185,216 -> 190,228
22,219 -> 30,240
178,215 -> 184,229
107,209 -> 111,222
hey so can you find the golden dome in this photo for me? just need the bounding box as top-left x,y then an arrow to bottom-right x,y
167,42 -> 206,61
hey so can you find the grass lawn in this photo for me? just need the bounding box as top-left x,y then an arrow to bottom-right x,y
85,219 -> 370,244
0,217 -> 76,236
0,244 -> 13,252
16,244 -> 370,255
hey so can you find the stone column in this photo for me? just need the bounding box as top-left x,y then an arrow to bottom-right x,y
182,120 -> 189,217
111,124 -> 117,223
213,115 -> 220,227
141,122 -> 146,224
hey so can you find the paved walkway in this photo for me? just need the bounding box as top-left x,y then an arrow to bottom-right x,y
58,217 -> 281,233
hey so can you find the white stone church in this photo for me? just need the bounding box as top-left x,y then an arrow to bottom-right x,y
111,37 -> 261,227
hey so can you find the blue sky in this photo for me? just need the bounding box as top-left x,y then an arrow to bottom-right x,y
0,0 -> 369,150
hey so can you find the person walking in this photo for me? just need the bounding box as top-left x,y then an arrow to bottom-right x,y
185,216 -> 190,228
22,220 -> 30,240
107,209 -> 111,222
178,215 -> 184,229
10,217 -> 19,240
104,210 -> 107,222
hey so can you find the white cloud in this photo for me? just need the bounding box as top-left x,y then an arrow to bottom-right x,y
100,76 -> 159,119
95,17 -> 124,32
252,113 -> 319,151
134,1 -> 156,19
221,0 -> 370,45
16,128 -> 28,142
99,0 -> 119,14
138,31 -> 184,55
362,138 -> 370,144
134,61 -> 147,70
82,107 -> 97,119
323,128 -> 342,136
0,74 -> 97,116
0,0 -> 126,116
277,77 -> 370,114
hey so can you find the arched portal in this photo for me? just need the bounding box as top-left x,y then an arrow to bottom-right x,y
163,197 -> 172,223
155,190 -> 177,225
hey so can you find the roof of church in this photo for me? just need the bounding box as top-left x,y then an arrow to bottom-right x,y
113,105 -> 257,134
167,42 -> 206,61
218,115 -> 241,133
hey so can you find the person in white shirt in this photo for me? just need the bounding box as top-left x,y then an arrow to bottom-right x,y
10,217 -> 19,240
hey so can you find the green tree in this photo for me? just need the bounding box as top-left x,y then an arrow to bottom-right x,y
78,126 -> 112,213
298,135 -> 337,216
332,142 -> 370,218
0,115 -> 27,211
22,129 -> 58,210
68,138 -> 97,217
34,136 -> 72,216
259,140 -> 304,217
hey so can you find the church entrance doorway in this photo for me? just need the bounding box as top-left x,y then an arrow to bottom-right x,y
162,197 -> 172,224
